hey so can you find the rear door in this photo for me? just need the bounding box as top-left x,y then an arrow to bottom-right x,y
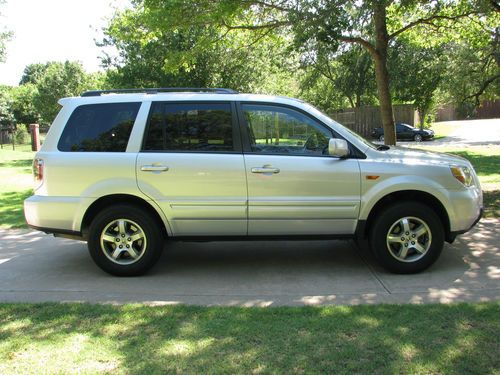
136,101 -> 247,236
239,103 -> 361,235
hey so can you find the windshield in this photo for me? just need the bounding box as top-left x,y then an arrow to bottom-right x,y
303,103 -> 378,150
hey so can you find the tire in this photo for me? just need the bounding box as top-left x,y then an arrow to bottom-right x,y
414,134 -> 422,142
88,204 -> 163,276
379,135 -> 384,142
369,202 -> 444,274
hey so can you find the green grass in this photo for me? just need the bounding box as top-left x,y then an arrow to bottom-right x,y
0,302 -> 498,374
0,144 -> 34,229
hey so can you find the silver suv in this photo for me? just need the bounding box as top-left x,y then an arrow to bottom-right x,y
24,88 -> 483,276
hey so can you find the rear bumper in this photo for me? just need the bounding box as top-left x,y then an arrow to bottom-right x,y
24,195 -> 83,233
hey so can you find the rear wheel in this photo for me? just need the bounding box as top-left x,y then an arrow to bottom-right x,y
369,202 -> 444,274
88,204 -> 163,276
379,135 -> 384,142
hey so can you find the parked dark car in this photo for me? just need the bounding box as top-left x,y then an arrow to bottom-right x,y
371,123 -> 434,142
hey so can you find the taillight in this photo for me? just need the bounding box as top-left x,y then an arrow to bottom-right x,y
33,158 -> 44,189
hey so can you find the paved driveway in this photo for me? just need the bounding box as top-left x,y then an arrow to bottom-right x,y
0,219 -> 498,306
373,118 -> 500,147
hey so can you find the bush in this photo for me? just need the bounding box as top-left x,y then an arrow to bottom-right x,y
14,126 -> 29,144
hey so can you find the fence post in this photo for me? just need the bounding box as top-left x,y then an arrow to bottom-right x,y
29,123 -> 41,151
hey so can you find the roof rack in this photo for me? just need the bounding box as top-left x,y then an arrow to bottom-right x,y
81,87 -> 239,97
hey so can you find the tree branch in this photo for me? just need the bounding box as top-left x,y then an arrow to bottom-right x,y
243,0 -> 293,12
339,36 -> 376,56
221,19 -> 291,31
462,73 -> 500,107
389,12 -> 475,40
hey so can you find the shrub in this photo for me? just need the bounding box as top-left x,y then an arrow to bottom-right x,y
15,126 -> 29,144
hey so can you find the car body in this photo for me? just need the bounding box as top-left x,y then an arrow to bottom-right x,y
371,123 -> 434,142
24,88 -> 482,276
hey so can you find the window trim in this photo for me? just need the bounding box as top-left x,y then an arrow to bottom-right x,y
140,100 -> 242,154
236,101 -> 365,159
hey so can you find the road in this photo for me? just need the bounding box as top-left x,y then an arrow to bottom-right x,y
0,219 -> 498,306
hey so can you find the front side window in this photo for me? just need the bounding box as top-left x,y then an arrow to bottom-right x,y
58,102 -> 140,152
142,102 -> 234,152
242,104 -> 333,156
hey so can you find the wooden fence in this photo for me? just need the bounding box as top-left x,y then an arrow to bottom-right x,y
436,100 -> 500,122
329,104 -> 418,138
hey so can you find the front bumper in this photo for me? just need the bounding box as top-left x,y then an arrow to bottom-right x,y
450,208 -> 483,237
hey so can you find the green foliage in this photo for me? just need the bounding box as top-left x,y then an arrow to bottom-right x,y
10,83 -> 39,125
33,61 -> 94,125
14,126 -> 28,144
389,40 -> 445,126
0,86 -> 15,128
18,63 -> 51,85
301,45 -> 378,110
100,4 -> 298,94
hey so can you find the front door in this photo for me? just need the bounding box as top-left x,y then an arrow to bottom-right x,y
240,103 -> 361,235
136,101 -> 247,235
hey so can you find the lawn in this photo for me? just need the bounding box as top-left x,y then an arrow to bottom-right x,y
0,302 -> 498,374
0,144 -> 34,229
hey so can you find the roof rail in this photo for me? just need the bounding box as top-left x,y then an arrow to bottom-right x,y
81,88 -> 239,97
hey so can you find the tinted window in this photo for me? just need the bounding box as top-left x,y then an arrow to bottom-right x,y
242,104 -> 332,156
58,102 -> 140,152
143,102 -> 234,152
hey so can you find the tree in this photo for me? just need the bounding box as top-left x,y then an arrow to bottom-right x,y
11,83 -> 39,125
19,63 -> 51,85
129,0 -> 495,144
440,28 -> 500,116
100,8 -> 297,94
34,61 -> 93,124
0,86 -> 15,129
301,45 -> 377,110
389,40 -> 445,128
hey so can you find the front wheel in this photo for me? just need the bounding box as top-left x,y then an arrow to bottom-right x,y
414,134 -> 423,142
88,204 -> 163,276
369,202 -> 444,274
379,135 -> 384,142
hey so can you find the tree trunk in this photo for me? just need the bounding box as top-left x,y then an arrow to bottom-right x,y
372,3 -> 396,145
418,108 -> 426,129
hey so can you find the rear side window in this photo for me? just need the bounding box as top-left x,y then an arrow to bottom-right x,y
142,102 -> 234,152
58,102 -> 141,152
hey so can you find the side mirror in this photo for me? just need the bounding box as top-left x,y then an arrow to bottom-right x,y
328,138 -> 349,158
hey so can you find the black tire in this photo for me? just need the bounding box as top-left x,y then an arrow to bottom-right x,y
414,134 -> 422,142
369,202 -> 444,274
88,204 -> 163,276
379,135 -> 384,142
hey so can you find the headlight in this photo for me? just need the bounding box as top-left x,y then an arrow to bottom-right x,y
450,165 -> 474,187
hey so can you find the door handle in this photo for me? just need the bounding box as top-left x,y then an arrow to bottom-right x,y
141,165 -> 169,172
251,166 -> 280,174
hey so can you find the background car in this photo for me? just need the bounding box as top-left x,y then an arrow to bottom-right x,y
371,123 -> 434,142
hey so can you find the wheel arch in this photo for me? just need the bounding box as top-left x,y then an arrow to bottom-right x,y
357,190 -> 452,243
80,194 -> 171,239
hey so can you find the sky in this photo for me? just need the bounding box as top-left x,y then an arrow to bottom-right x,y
0,0 -> 129,86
